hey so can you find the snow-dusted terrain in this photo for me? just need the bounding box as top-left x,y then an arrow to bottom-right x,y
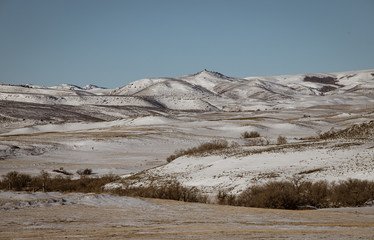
112,69 -> 374,111
120,138 -> 374,197
0,190 -> 151,210
1,69 -> 374,238
1,69 -> 374,197
1,69 -> 374,112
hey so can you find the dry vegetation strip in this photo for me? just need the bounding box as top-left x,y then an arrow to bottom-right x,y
218,177 -> 374,209
1,171 -> 374,210
166,139 -> 230,162
0,171 -> 119,193
112,180 -> 208,203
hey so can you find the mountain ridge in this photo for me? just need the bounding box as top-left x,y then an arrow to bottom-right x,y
1,69 -> 373,111
108,68 -> 374,111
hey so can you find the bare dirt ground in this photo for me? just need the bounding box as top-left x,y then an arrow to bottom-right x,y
1,196 -> 374,240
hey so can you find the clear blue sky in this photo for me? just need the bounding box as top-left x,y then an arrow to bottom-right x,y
1,0 -> 373,88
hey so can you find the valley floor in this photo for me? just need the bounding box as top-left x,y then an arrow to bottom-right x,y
1,103 -> 373,178
1,192 -> 374,240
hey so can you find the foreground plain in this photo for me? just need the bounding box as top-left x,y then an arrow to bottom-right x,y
1,192 -> 374,239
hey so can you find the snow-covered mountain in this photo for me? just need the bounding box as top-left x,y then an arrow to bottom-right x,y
245,69 -> 374,96
49,83 -> 83,91
1,69 -> 373,111
0,83 -> 116,105
111,69 -> 374,111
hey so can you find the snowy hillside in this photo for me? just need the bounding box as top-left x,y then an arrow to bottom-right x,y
107,121 -> 374,200
1,69 -> 373,111
245,69 -> 374,96
112,69 -> 374,111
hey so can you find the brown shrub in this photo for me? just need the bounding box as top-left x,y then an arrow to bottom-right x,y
0,171 -> 32,191
47,174 -> 119,193
238,181 -> 299,209
113,180 -> 208,203
277,135 -> 287,145
167,139 -> 229,162
299,180 -> 329,208
241,131 -> 260,139
0,171 -> 119,193
217,190 -> 237,205
245,137 -> 270,146
329,179 -> 374,207
30,170 -> 51,192
231,178 -> 374,209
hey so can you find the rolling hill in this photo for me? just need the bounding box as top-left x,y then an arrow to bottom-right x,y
111,69 -> 374,111
1,69 -> 373,112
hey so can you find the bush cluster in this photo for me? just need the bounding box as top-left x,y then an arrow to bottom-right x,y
241,131 -> 260,139
0,171 -> 207,204
0,171 -> 32,191
245,137 -> 269,146
218,178 -> 374,209
167,139 -> 229,162
3,171 -> 373,210
277,135 -> 287,145
113,180 -> 208,203
0,171 -> 119,193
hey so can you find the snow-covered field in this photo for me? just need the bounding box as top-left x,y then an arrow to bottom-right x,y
1,105 -> 373,181
1,69 -> 374,238
129,139 -> 374,197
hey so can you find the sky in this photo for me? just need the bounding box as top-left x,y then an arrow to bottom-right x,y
0,0 -> 373,88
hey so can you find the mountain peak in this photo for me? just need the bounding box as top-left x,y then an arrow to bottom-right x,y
50,84 -> 82,90
194,69 -> 230,79
83,84 -> 106,90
